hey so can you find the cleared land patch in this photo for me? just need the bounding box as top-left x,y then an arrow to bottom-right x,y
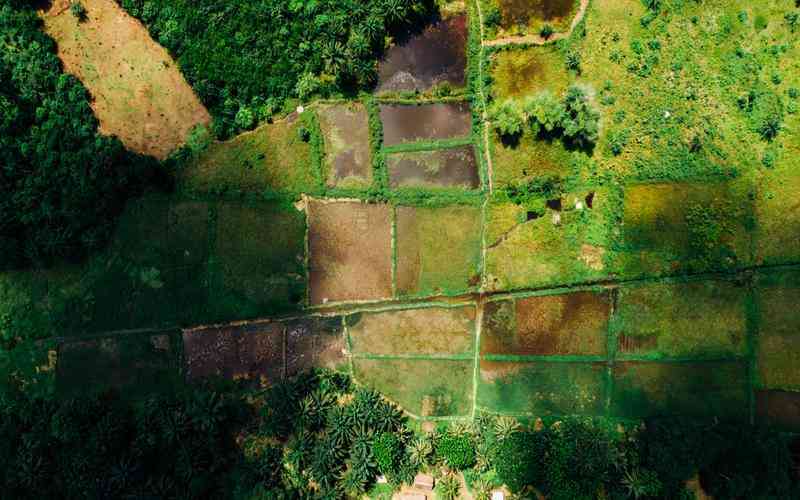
353,358 -> 473,417
387,145 -> 480,190
180,114 -> 316,195
41,0 -> 210,159
493,0 -> 579,35
485,189 -> 612,291
756,270 -> 800,391
615,280 -> 748,359
380,102 -> 472,146
317,103 -> 372,189
610,361 -> 749,420
308,200 -> 393,304
478,360 -> 607,415
377,14 -> 467,93
396,206 -> 482,296
482,290 -> 610,356
347,306 -> 475,356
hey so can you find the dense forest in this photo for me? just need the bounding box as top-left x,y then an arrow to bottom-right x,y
1,369 -> 797,499
116,0 -> 436,137
0,1 -> 159,270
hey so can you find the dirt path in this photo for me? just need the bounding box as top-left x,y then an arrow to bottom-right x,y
483,0 -> 590,47
473,0 -> 495,193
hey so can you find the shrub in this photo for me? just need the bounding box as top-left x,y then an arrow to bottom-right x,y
606,128 -> 629,156
565,49 -> 582,74
786,12 -> 799,32
561,86 -> 600,149
622,468 -> 662,499
435,433 -> 475,470
70,1 -> 87,21
540,23 -> 555,39
407,437 -> 433,468
490,100 -> 525,139
524,91 -> 566,136
435,473 -> 462,500
484,5 -> 502,28
373,432 -> 402,475
234,106 -> 255,130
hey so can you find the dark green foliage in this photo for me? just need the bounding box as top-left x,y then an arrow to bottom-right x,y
0,3 -> 158,270
117,0 -> 435,138
373,432 -> 402,475
435,432 -> 476,470
490,99 -> 525,139
561,86 -> 599,150
565,49 -> 582,74
492,431 -> 539,493
540,23 -> 555,39
69,1 -> 87,21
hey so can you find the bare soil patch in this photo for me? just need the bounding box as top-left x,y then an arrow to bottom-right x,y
308,200 -> 393,304
317,103 -> 372,188
380,102 -> 472,146
481,290 -> 611,356
377,14 -> 467,93
387,145 -> 479,189
41,0 -> 210,159
347,306 -> 475,355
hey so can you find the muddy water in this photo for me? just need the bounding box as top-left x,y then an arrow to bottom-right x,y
380,102 -> 472,145
377,15 -> 467,93
388,146 -> 479,189
499,0 -> 575,28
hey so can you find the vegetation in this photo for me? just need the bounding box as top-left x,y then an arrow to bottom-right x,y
117,0 -> 436,137
0,2 -> 159,270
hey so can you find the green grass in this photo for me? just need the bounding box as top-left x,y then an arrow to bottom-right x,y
490,45 -> 570,99
614,280 -> 749,359
353,358 -> 473,417
756,269 -> 800,391
477,360 -> 607,416
396,205 -> 483,297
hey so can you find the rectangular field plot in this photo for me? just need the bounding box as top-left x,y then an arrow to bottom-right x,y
183,324 -> 284,384
347,306 -> 475,356
41,0 -> 210,160
353,358 -> 473,417
387,146 -> 480,190
285,318 -> 347,377
491,134 -> 573,189
756,270 -> 800,390
491,0 -> 579,36
756,390 -> 800,432
380,103 -> 472,146
396,206 -> 482,296
482,290 -> 610,356
213,202 -> 306,319
755,163 -> 800,265
377,14 -> 467,93
478,360 -> 607,416
318,103 -> 372,188
610,362 -> 749,420
180,115 -> 317,195
614,182 -> 753,278
57,332 -> 180,397
615,280 -> 748,359
490,45 -> 569,100
308,200 -> 393,304
485,190 -> 613,291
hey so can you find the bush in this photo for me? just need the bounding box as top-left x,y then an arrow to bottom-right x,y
524,91 -> 566,136
373,432 -> 402,475
565,50 -> 582,74
435,473 -> 462,500
435,432 -> 476,470
490,100 -> 525,139
561,86 -> 600,150
70,1 -> 88,21
540,23 -> 555,39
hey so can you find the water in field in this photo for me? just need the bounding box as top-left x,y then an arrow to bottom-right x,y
498,0 -> 575,29
387,146 -> 479,189
380,102 -> 471,145
377,14 -> 467,93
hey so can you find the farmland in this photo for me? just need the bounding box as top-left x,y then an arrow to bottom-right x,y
1,0 -> 800,498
